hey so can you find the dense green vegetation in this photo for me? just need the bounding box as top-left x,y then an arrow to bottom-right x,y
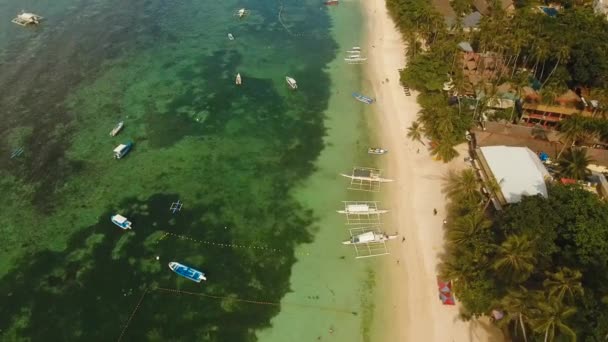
439,170 -> 608,340
389,0 -> 608,161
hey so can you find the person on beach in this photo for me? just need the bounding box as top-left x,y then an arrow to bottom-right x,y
433,208 -> 437,215
402,237 -> 405,243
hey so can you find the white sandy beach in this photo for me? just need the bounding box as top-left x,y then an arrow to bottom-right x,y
362,0 -> 505,340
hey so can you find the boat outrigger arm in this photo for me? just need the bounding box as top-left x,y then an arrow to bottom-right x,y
339,173 -> 393,182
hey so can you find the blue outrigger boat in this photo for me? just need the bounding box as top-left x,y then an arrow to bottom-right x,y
113,141 -> 133,159
352,92 -> 374,104
169,262 -> 207,283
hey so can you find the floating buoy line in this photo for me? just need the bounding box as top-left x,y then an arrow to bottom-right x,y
156,231 -> 311,257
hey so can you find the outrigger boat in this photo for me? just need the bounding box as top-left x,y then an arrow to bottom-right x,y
113,141 -> 133,159
340,168 -> 393,183
286,76 -> 297,89
111,214 -> 132,230
337,203 -> 388,215
368,147 -> 388,155
345,57 -> 367,62
352,92 -> 374,104
110,121 -> 124,137
228,33 -> 235,40
12,12 -> 43,26
235,73 -> 242,85
342,231 -> 398,245
169,262 -> 206,282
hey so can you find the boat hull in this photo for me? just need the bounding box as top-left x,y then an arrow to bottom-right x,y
169,262 -> 206,283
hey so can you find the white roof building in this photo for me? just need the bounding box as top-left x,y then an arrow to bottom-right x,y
476,146 -> 551,205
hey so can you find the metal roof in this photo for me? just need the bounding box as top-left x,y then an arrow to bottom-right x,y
479,146 -> 550,203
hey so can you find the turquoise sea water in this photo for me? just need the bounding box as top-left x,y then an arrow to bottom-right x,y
0,0 -> 369,340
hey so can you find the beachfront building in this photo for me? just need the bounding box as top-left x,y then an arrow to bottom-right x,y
520,103 -> 584,128
474,145 -> 551,209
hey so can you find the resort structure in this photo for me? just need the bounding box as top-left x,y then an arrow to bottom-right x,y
473,145 -> 551,209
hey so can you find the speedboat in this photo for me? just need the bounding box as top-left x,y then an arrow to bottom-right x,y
12,12 -> 43,26
228,33 -> 234,40
110,121 -> 124,136
324,0 -> 339,5
113,141 -> 133,159
237,8 -> 247,18
342,231 -> 397,245
286,76 -> 297,89
368,147 -> 388,155
111,214 -> 132,230
169,262 -> 206,282
235,73 -> 242,85
352,92 -> 374,104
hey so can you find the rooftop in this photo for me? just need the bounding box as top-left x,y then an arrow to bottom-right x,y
477,146 -> 551,203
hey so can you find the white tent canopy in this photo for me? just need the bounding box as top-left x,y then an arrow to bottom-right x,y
479,146 -> 550,203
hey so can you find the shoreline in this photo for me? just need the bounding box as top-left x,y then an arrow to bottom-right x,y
360,0 -> 504,340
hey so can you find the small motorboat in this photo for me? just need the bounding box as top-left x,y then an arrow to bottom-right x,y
235,73 -> 242,85
111,214 -> 132,230
110,121 -> 124,136
236,8 -> 249,18
324,0 -> 339,5
342,231 -> 398,245
352,92 -> 374,104
286,76 -> 297,90
228,33 -> 234,40
169,262 -> 206,282
12,12 -> 43,26
113,141 -> 133,159
368,147 -> 388,155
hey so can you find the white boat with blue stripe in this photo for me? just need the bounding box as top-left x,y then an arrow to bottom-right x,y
169,262 -> 207,283
111,214 -> 132,230
113,141 -> 133,159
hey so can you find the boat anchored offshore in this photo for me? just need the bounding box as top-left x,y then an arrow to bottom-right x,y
111,214 -> 132,230
235,8 -> 249,18
342,231 -> 397,245
236,73 -> 242,85
324,0 -> 339,5
110,121 -> 124,136
12,12 -> 43,26
169,262 -> 206,282
113,141 -> 133,159
337,203 -> 388,215
368,147 -> 388,155
286,76 -> 297,89
352,92 -> 374,104
228,33 -> 235,40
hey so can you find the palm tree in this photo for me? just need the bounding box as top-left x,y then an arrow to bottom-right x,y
557,115 -> 587,159
530,299 -> 577,342
430,140 -> 459,162
492,235 -> 537,283
543,267 -> 584,303
497,287 -> 540,342
406,120 -> 425,145
557,148 -> 593,181
446,210 -> 491,246
542,45 -> 571,89
443,169 -> 480,203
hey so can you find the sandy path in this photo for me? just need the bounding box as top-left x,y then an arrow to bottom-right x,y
361,0 -> 504,340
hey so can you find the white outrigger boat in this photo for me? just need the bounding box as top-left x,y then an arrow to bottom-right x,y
368,147 -> 387,155
228,33 -> 235,40
285,76 -> 297,89
235,73 -> 242,85
12,12 -> 43,26
110,121 -> 124,136
342,231 -> 397,245
337,202 -> 388,216
340,168 -> 392,183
